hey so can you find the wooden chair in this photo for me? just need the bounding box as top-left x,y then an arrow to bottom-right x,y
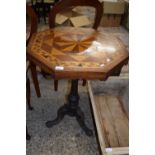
26,4 -> 41,110
48,0 -> 103,87
26,4 -> 40,140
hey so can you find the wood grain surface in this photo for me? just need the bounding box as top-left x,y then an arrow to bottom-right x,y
87,81 -> 129,155
94,95 -> 129,147
27,27 -> 128,80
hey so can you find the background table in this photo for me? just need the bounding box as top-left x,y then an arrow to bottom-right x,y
30,0 -> 59,23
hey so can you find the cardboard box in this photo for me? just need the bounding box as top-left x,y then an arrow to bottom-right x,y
70,16 -> 91,27
104,0 -> 125,14
99,0 -> 125,27
121,0 -> 129,30
100,14 -> 122,27
55,8 -> 91,27
56,14 -> 68,25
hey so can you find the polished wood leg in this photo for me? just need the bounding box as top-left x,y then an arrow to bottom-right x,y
41,70 -> 58,91
41,70 -> 48,78
30,62 -> 41,97
46,80 -> 93,137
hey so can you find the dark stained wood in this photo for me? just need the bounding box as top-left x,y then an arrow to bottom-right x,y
26,4 -> 41,106
46,79 -> 93,136
28,2 -> 58,91
26,4 -> 41,140
26,4 -> 38,46
49,0 -> 103,29
26,74 -> 33,110
27,27 -> 129,80
29,62 -> 41,97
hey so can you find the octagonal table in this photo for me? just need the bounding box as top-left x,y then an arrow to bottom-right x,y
27,27 -> 129,136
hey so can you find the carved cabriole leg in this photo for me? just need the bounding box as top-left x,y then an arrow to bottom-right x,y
46,105 -> 68,127
29,62 -> 41,97
76,107 -> 93,136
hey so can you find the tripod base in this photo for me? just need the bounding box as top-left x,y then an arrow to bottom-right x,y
46,80 -> 93,137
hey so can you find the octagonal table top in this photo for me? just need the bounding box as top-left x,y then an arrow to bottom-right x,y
27,27 -> 128,80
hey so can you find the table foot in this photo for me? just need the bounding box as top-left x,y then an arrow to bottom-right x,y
46,80 -> 93,137
76,107 -> 93,136
46,106 -> 67,128
26,133 -> 31,140
46,104 -> 93,136
28,105 -> 34,111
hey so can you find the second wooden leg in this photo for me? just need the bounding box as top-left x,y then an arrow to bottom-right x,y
30,62 -> 41,97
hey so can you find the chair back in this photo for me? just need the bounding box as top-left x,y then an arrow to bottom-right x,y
49,0 -> 103,29
26,4 -> 38,45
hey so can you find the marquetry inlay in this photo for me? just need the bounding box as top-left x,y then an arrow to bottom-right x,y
27,27 -> 128,78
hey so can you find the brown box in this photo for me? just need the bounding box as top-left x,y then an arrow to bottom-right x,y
104,0 -> 125,14
70,16 -> 91,27
55,8 -> 91,27
99,0 -> 125,27
100,14 -> 122,27
88,80 -> 129,155
121,0 -> 129,30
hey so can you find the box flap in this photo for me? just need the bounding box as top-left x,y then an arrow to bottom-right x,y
70,16 -> 91,27
56,14 -> 68,24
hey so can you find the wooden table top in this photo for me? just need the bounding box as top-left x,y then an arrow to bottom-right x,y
27,27 -> 128,80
